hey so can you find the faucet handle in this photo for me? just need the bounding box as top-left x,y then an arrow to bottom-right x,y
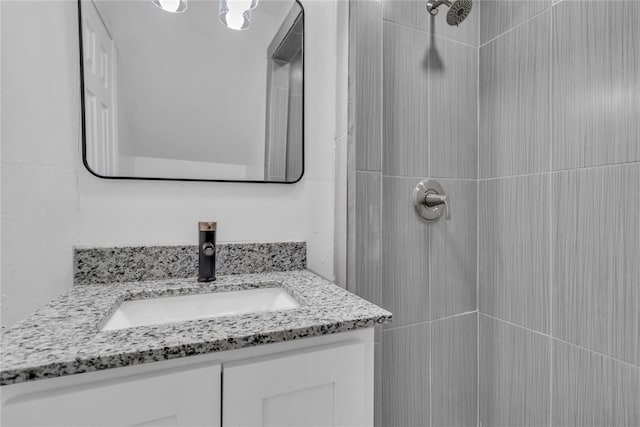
202,242 -> 215,257
413,179 -> 451,221
425,193 -> 451,220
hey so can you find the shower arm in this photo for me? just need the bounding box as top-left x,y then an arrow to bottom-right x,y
427,0 -> 452,15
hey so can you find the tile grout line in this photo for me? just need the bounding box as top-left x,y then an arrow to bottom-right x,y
377,0 -> 384,344
476,308 -> 480,427
379,0 -> 386,345
383,310 -> 479,333
475,13 -> 481,424
477,160 -> 640,181
355,169 -> 383,174
479,3 -> 553,49
426,24 -> 433,426
381,18 -> 479,49
548,4 -> 554,425
479,313 -> 640,371
377,1 -> 385,420
377,0 -> 383,175
432,309 -> 479,323
382,174 -> 478,181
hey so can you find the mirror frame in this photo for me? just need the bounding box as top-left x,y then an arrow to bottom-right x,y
77,0 -> 305,184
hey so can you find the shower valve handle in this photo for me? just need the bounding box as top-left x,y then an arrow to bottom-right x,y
425,193 -> 451,220
413,179 -> 451,222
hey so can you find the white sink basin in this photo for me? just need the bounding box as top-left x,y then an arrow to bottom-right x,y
102,287 -> 299,331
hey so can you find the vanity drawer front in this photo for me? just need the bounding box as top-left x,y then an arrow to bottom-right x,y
2,363 -> 221,427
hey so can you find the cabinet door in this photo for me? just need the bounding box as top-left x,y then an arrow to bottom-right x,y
223,341 -> 368,427
2,363 -> 221,427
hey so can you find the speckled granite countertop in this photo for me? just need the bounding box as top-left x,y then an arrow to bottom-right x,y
0,270 -> 391,386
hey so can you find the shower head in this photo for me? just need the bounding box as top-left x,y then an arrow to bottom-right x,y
446,0 -> 472,26
426,0 -> 472,26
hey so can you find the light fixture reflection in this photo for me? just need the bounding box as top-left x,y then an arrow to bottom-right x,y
151,0 -> 187,13
219,0 -> 257,30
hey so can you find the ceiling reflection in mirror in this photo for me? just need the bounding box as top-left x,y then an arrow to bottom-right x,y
79,0 -> 304,182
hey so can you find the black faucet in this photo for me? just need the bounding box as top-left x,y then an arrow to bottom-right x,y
198,222 -> 216,282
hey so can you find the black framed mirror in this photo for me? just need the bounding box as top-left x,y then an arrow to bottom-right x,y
78,0 -> 304,183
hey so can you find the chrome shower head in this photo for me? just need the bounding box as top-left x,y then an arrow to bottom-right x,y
426,0 -> 472,26
446,0 -> 472,26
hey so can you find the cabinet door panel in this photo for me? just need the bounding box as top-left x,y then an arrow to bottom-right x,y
2,363 -> 221,427
223,341 -> 368,427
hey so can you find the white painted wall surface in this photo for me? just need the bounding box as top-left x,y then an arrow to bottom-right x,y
1,0 -> 80,329
0,0 -> 339,328
127,156 -> 249,181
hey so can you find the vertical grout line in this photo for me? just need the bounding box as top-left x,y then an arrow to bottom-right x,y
377,0 -> 384,317
426,8 -> 432,326
426,22 -> 433,427
377,4 -> 384,425
429,320 -> 433,427
476,7 -> 481,425
476,310 -> 480,427
378,0 -> 384,174
548,4 -> 554,427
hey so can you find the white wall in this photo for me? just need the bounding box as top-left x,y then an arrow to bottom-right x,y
1,0 -> 80,329
129,156 -> 248,180
0,0 -> 339,328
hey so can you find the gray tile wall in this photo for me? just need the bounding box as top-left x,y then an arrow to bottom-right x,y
382,0 -> 480,46
430,179 -> 477,320
479,314 -> 551,427
381,323 -> 431,427
479,0 -> 550,44
382,176 -> 430,327
356,172 -> 383,307
552,340 -> 640,427
552,164 -> 640,366
351,0 -> 640,425
479,9 -> 550,178
478,174 -> 550,333
382,22 -> 429,177
478,1 -> 640,425
350,1 -> 479,425
351,0 -> 383,171
551,1 -> 640,171
429,38 -> 478,179
431,313 -> 478,427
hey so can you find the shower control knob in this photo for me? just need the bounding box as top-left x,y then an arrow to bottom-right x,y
413,179 -> 451,221
425,193 -> 451,220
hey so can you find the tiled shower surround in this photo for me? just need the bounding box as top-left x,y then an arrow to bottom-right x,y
348,0 -> 640,426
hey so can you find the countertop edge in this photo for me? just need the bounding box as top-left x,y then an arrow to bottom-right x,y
0,315 -> 391,386
1,269 -> 392,388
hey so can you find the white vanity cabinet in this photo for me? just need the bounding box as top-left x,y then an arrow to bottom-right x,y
1,329 -> 374,427
1,363 -> 222,427
223,341 -> 368,427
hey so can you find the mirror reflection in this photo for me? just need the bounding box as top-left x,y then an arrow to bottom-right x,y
80,0 -> 304,182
